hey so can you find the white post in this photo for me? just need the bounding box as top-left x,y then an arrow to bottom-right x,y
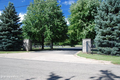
82,39 -> 91,53
23,39 -> 32,51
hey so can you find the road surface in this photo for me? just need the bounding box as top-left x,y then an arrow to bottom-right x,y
0,48 -> 120,80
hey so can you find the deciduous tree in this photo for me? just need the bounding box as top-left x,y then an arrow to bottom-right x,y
45,0 -> 68,49
22,0 -> 47,49
22,0 -> 68,49
69,0 -> 99,45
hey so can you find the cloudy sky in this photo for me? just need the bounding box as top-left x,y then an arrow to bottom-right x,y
0,0 -> 77,25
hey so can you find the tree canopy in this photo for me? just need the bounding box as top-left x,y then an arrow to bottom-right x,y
22,0 -> 68,49
22,0 -> 47,49
68,0 -> 99,45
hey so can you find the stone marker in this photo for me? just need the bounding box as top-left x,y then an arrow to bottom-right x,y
82,39 -> 91,53
23,39 -> 32,51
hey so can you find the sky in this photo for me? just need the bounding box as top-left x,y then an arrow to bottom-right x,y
0,0 -> 77,25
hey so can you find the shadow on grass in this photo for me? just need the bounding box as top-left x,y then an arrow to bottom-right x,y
90,70 -> 120,80
91,48 -> 98,54
47,72 -> 75,80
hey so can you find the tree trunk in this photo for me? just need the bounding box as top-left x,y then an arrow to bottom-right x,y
41,34 -> 44,50
50,40 -> 53,50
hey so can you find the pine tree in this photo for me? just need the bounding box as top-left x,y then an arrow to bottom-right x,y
0,2 -> 22,51
95,0 -> 120,55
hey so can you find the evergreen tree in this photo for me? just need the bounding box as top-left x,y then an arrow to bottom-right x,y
95,0 -> 120,55
0,2 -> 22,51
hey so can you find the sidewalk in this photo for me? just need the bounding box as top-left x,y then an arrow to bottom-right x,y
0,51 -> 112,64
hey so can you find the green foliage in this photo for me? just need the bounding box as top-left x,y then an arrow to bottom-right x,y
22,0 -> 48,49
95,0 -> 120,55
44,0 -> 68,42
58,39 -> 70,46
68,0 -> 99,45
0,2 -> 22,51
22,0 -> 68,49
22,0 -> 45,41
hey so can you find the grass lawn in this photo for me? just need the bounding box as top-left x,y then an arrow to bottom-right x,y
77,51 -> 120,64
0,51 -> 27,54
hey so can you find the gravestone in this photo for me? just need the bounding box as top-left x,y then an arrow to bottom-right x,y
23,39 -> 32,51
82,39 -> 91,53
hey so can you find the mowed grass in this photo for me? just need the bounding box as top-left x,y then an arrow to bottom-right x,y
0,51 -> 27,54
77,51 -> 120,64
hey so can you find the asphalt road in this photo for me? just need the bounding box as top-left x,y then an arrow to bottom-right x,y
34,47 -> 82,55
0,48 -> 120,80
0,57 -> 120,80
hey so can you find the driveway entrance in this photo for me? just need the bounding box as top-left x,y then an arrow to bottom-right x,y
0,47 -> 111,64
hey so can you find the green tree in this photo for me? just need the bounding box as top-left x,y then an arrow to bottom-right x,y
22,0 -> 47,49
44,0 -> 68,49
22,0 -> 68,50
0,2 -> 22,51
68,0 -> 99,45
95,0 -> 120,55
